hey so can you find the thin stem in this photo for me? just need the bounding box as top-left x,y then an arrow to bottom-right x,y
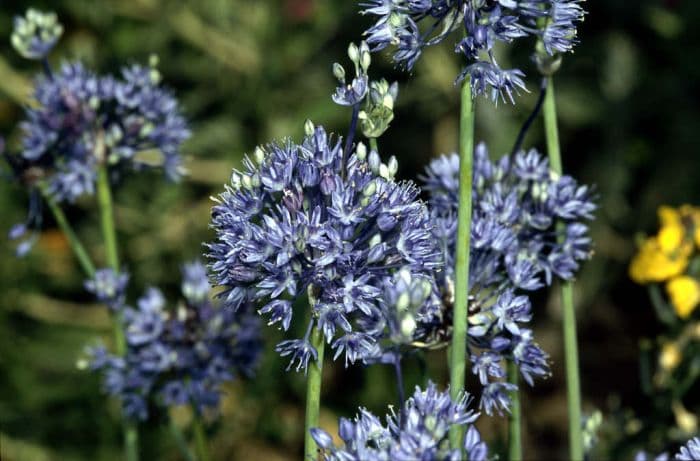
507,361 -> 523,461
96,165 -> 139,461
40,188 -> 96,277
648,284 -> 676,327
511,77 -> 547,156
342,104 -> 361,174
449,77 -> 475,450
543,76 -> 583,461
369,137 -> 379,153
304,325 -> 325,460
393,355 -> 406,428
192,413 -> 211,461
168,418 -> 195,461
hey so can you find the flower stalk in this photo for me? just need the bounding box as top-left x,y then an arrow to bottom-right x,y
192,413 -> 211,461
304,324 -> 325,460
40,186 -> 95,277
508,360 -> 523,461
449,78 -> 475,450
543,76 -> 584,461
96,164 -> 139,461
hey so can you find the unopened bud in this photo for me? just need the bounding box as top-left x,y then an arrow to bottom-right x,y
304,119 -> 315,136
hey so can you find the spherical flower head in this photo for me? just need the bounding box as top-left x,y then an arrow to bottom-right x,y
359,1 -> 586,103
207,125 -> 441,372
16,59 -> 189,204
312,381 -> 488,461
83,260 -> 262,420
676,437 -> 700,461
11,9 -> 63,60
85,268 -> 130,310
420,143 -> 595,411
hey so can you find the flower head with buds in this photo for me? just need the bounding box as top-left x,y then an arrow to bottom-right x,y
311,381 -> 488,461
83,261 -> 262,420
11,9 -> 63,60
359,0 -> 585,102
207,124 -> 441,372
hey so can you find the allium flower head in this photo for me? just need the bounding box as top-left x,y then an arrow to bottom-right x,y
83,261 -> 262,420
311,381 -> 488,461
418,143 -> 594,412
207,125 -> 441,372
13,59 -> 189,204
359,0 -> 585,102
11,9 -> 63,60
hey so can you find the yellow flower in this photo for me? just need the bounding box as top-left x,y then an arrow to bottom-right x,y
629,238 -> 690,283
666,275 -> 700,319
629,206 -> 695,284
659,342 -> 682,371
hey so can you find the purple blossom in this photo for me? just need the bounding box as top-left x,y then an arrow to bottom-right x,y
312,382 -> 488,461
207,125 -> 441,372
84,261 -> 262,420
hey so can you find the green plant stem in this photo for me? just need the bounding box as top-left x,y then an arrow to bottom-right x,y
543,76 -> 583,461
449,77 -> 475,451
40,188 -> 96,277
168,419 -> 195,461
96,165 -> 139,461
192,413 -> 211,461
304,325 -> 325,460
369,137 -> 379,153
507,361 -> 523,461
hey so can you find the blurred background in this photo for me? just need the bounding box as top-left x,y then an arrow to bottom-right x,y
1,0 -> 700,459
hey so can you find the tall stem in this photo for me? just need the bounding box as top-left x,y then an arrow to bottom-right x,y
393,355 -> 406,428
449,78 -> 475,450
507,361 -> 523,461
168,418 -> 195,461
96,165 -> 139,461
192,413 -> 211,461
543,76 -> 583,461
40,188 -> 96,277
304,325 -> 325,460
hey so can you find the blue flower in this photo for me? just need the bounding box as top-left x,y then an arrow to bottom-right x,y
359,0 -> 585,102
418,143 -> 595,412
312,381 -> 488,461
83,261 -> 262,420
207,125 -> 441,372
85,268 -> 129,310
676,438 -> 700,461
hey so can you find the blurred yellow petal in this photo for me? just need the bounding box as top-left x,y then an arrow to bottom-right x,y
666,276 -> 700,319
658,224 -> 684,253
659,342 -> 682,371
659,205 -> 681,227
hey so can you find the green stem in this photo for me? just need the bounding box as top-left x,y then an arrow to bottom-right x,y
648,284 -> 676,327
543,77 -> 584,461
304,325 -> 325,460
96,165 -> 139,461
507,361 -> 523,461
449,77 -> 475,450
192,413 -> 211,461
369,137 -> 379,153
168,419 -> 195,461
40,188 -> 96,277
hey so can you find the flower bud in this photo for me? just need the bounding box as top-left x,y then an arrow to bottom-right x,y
304,119 -> 315,136
348,43 -> 360,64
332,62 -> 345,82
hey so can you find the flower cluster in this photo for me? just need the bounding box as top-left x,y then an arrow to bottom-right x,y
11,8 -> 63,60
207,124 -> 441,372
630,205 -> 700,319
4,10 -> 190,257
311,381 -> 488,461
84,268 -> 129,310
16,60 -> 190,202
82,261 -> 262,420
419,143 -> 594,412
359,0 -> 585,102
